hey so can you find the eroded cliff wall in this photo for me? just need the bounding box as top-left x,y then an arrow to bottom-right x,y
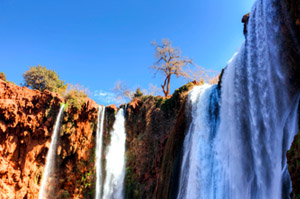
0,80 -> 62,198
0,80 -> 98,199
124,81 -> 199,199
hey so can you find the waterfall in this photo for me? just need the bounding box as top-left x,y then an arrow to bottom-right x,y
216,0 -> 300,198
96,105 -> 105,199
177,0 -> 300,198
39,104 -> 65,199
103,109 -> 126,199
177,84 -> 220,199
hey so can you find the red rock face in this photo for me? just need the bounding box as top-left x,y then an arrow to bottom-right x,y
0,80 -> 98,199
56,98 -> 98,199
0,80 -> 63,199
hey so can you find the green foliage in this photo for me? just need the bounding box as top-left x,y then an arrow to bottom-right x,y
133,88 -> 143,98
58,190 -> 70,199
22,65 -> 66,92
78,169 -> 95,198
0,72 -> 6,81
90,122 -> 95,135
125,166 -> 141,199
297,134 -> 300,144
156,82 -> 195,117
64,84 -> 88,110
33,166 -> 43,185
81,171 -> 92,188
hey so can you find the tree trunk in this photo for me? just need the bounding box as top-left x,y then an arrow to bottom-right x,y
166,76 -> 170,97
162,75 -> 171,97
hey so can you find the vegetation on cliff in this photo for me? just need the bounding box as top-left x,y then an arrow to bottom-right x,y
56,98 -> 98,199
22,65 -> 67,93
124,81 -> 200,199
0,72 -> 6,81
64,84 -> 89,110
287,105 -> 300,199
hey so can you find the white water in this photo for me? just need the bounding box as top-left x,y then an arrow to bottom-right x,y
39,104 -> 65,199
95,105 -> 105,199
177,84 -> 220,199
216,0 -> 300,198
103,109 -> 126,199
177,0 -> 300,198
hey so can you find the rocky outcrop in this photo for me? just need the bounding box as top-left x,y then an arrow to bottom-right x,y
124,81 -> 199,199
285,0 -> 300,39
0,80 -> 98,199
242,13 -> 249,36
55,98 -> 98,199
280,0 -> 300,89
0,79 -> 63,198
287,131 -> 300,199
287,105 -> 300,199
283,1 -> 300,198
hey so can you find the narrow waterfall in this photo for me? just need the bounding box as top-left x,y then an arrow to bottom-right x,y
177,84 -> 220,199
103,109 -> 126,199
39,104 -> 65,199
96,105 -> 105,199
216,0 -> 300,198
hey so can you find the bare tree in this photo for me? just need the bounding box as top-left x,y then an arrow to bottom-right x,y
112,80 -> 134,102
146,84 -> 162,96
188,65 -> 220,85
208,75 -> 220,85
151,39 -> 192,97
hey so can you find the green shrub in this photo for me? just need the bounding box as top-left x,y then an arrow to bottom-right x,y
133,88 -> 143,98
58,190 -> 70,199
64,84 -> 88,110
22,65 -> 66,92
0,72 -> 6,81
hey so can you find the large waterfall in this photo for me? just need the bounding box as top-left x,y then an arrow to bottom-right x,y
39,104 -> 65,199
177,84 -> 220,199
96,105 -> 105,199
103,109 -> 126,199
177,0 -> 300,198
216,0 -> 300,198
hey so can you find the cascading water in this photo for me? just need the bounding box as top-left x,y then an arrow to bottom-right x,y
39,104 -> 65,199
96,105 -> 105,199
177,84 -> 220,199
216,0 -> 300,198
178,0 -> 300,198
103,109 -> 126,199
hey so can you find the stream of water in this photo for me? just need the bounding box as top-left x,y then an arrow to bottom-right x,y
103,109 -> 126,199
96,105 -> 105,199
38,104 -> 65,199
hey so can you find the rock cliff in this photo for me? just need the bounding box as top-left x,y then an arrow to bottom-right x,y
0,78 -> 199,199
0,79 -> 98,199
0,79 -> 62,198
124,81 -> 199,199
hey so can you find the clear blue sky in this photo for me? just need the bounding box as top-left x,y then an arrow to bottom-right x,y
0,0 -> 255,105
